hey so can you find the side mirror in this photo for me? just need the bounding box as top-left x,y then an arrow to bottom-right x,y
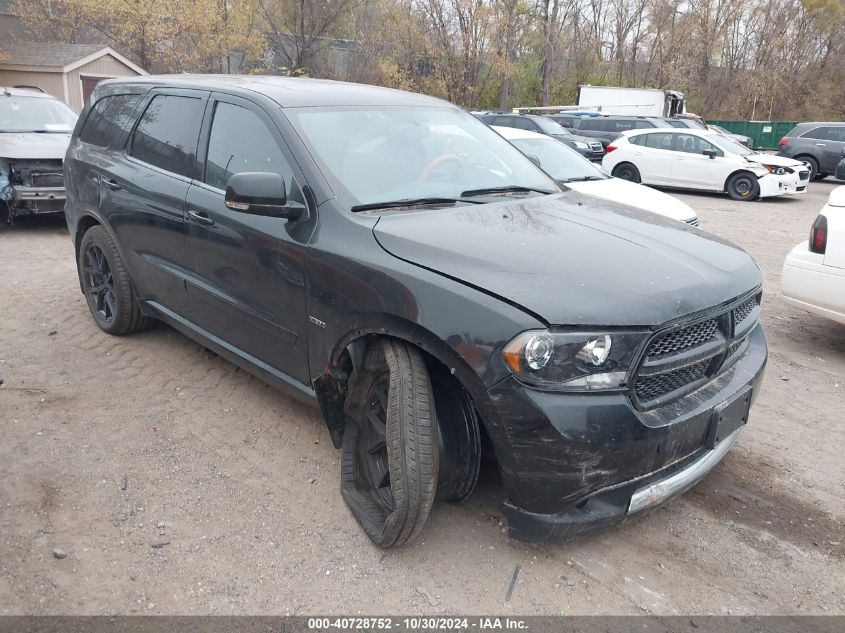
224,172 -> 305,220
702,149 -> 717,159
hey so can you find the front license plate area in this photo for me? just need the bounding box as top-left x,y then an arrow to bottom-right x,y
706,387 -> 752,449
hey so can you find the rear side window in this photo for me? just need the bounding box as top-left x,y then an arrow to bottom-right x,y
802,126 -> 845,142
79,94 -> 141,147
642,132 -> 675,150
129,94 -> 204,178
576,119 -> 607,131
204,102 -> 293,191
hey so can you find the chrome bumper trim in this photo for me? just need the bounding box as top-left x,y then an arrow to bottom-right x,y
628,427 -> 740,514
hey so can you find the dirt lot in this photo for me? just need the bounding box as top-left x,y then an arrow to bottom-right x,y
1,181 -> 843,616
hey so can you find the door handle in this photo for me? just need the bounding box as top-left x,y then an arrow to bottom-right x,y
188,209 -> 215,226
104,179 -> 121,190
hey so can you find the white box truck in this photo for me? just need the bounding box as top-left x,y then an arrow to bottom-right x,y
577,86 -> 686,117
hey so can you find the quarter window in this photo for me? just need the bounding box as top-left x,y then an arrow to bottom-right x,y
204,102 -> 293,191
129,95 -> 204,178
79,94 -> 141,147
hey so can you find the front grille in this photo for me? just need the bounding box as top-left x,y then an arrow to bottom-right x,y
647,318 -> 718,358
632,293 -> 761,409
799,170 -> 810,181
685,217 -> 700,226
733,296 -> 756,325
797,185 -> 807,192
589,142 -> 603,151
635,358 -> 710,402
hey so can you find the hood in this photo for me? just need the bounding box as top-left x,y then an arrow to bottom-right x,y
744,153 -> 803,169
566,177 -> 696,223
373,191 -> 761,327
0,132 -> 71,159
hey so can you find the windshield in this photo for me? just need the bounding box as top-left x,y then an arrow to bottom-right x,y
510,137 -> 606,183
711,134 -> 753,156
287,106 -> 559,207
533,117 -> 568,136
0,95 -> 77,133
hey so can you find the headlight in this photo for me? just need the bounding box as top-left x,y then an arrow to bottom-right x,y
763,164 -> 792,175
502,330 -> 648,391
572,141 -> 589,149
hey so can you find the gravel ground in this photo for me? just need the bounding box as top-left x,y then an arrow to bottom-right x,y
1,181 -> 843,616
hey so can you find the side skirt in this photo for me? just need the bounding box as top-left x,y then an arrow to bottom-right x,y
145,300 -> 319,409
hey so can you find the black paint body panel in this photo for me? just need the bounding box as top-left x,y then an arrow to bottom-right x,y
64,75 -> 768,542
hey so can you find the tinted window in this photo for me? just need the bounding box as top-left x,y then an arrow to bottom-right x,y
575,119 -> 607,131
666,120 -> 687,128
79,94 -> 141,147
204,102 -> 293,191
642,132 -> 675,150
129,95 -> 203,177
634,120 -> 656,129
675,134 -> 720,155
804,126 -> 845,142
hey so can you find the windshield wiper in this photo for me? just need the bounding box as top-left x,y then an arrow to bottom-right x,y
351,197 -> 463,212
460,185 -> 554,197
561,176 -> 605,182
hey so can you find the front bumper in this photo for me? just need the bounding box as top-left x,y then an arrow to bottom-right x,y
488,324 -> 767,543
758,171 -> 807,198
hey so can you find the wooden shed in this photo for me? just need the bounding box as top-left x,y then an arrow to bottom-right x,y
0,43 -> 147,111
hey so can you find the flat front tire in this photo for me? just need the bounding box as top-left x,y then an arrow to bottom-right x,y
341,338 -> 438,548
726,172 -> 760,201
78,225 -> 151,335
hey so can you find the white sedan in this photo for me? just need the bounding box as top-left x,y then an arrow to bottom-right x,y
493,126 -> 699,225
781,186 -> 845,324
602,128 -> 809,201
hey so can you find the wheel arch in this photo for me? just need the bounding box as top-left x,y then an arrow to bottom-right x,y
314,317 -> 503,496
723,168 -> 760,193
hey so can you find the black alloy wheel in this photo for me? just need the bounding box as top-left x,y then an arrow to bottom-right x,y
82,243 -> 116,323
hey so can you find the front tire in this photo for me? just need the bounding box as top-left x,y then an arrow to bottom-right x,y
726,172 -> 760,201
341,338 -> 438,548
78,225 -> 151,335
797,156 -> 820,180
612,162 -> 641,183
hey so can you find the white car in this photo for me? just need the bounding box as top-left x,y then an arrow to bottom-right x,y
493,126 -> 699,225
781,186 -> 845,324
602,128 -> 809,201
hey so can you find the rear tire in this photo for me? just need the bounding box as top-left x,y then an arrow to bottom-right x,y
341,338 -> 438,548
726,172 -> 760,201
612,162 -> 641,183
77,225 -> 152,335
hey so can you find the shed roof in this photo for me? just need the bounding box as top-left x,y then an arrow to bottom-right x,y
0,43 -> 147,75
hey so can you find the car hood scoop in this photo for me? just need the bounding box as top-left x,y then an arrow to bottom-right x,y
373,191 -> 761,326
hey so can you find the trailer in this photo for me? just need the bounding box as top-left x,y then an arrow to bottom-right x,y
576,86 -> 686,117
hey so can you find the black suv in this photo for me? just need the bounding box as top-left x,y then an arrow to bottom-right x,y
777,122 -> 845,180
474,112 -> 605,161
65,76 -> 767,547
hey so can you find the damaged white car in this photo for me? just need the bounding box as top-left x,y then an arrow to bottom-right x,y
1,87 -> 77,223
